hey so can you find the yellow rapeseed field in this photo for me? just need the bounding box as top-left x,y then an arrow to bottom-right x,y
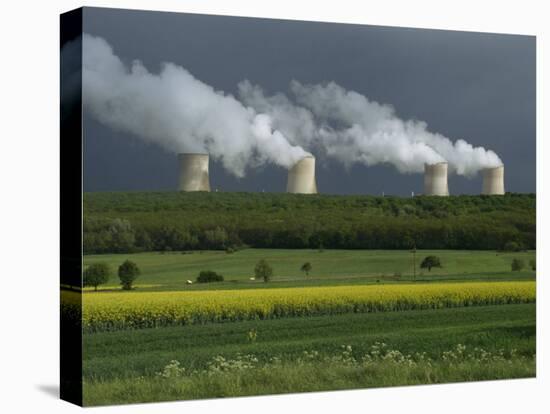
77,281 -> 535,332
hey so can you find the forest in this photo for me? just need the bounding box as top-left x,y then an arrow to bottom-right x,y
83,192 -> 536,254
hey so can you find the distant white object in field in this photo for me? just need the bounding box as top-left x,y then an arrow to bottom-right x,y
186,280 -> 193,284
249,277 -> 256,281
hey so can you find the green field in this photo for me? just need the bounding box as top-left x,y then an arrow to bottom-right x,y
77,190 -> 536,405
80,248 -> 537,405
83,303 -> 535,405
83,248 -> 535,291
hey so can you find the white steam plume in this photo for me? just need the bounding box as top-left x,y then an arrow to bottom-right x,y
240,80 -> 502,176
80,33 -> 502,178
81,34 -> 309,177
238,80 -> 318,149
290,81 -> 502,175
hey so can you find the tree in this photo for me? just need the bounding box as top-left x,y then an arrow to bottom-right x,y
118,260 -> 140,290
107,218 -> 136,252
511,258 -> 525,272
300,262 -> 312,277
503,241 -> 522,252
83,263 -> 110,291
203,227 -> 228,249
420,255 -> 442,272
529,258 -> 536,271
255,259 -> 273,283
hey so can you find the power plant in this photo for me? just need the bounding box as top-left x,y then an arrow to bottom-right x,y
286,156 -> 318,194
177,153 -> 211,192
424,162 -> 449,196
175,153 -> 506,196
482,165 -> 505,195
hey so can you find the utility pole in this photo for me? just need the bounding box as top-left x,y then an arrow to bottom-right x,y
412,243 -> 417,282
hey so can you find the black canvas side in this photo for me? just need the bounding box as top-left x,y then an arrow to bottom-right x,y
60,7 -> 83,407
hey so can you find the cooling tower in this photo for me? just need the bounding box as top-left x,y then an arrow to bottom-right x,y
177,153 -> 211,192
287,156 -> 318,194
482,165 -> 505,195
424,162 -> 449,196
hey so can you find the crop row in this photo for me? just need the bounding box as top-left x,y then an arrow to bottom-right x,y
77,281 -> 535,332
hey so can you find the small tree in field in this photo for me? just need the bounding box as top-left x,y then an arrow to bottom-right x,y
301,262 -> 312,277
420,256 -> 442,272
118,260 -> 140,290
511,258 -> 525,272
255,259 -> 273,283
529,258 -> 536,271
83,263 -> 110,291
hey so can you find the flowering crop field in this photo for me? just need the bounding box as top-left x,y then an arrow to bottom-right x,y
78,281 -> 535,332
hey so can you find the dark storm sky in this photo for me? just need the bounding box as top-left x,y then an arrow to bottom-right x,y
81,7 -> 536,195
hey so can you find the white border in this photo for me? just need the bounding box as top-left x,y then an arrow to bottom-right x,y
0,0 -> 547,412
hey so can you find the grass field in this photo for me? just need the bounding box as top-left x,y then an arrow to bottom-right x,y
82,303 -> 535,405
84,356 -> 535,406
79,248 -> 537,405
83,249 -> 536,291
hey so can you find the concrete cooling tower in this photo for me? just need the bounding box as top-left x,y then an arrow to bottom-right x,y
287,156 -> 318,194
424,162 -> 449,196
177,153 -> 211,192
482,165 -> 505,195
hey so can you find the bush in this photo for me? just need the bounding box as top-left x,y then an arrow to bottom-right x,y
255,259 -> 273,283
196,270 -> 224,283
529,258 -> 536,271
118,260 -> 140,290
420,256 -> 442,272
511,258 -> 525,272
83,263 -> 110,291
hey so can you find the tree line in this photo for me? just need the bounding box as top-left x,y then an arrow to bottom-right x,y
83,192 -> 535,254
